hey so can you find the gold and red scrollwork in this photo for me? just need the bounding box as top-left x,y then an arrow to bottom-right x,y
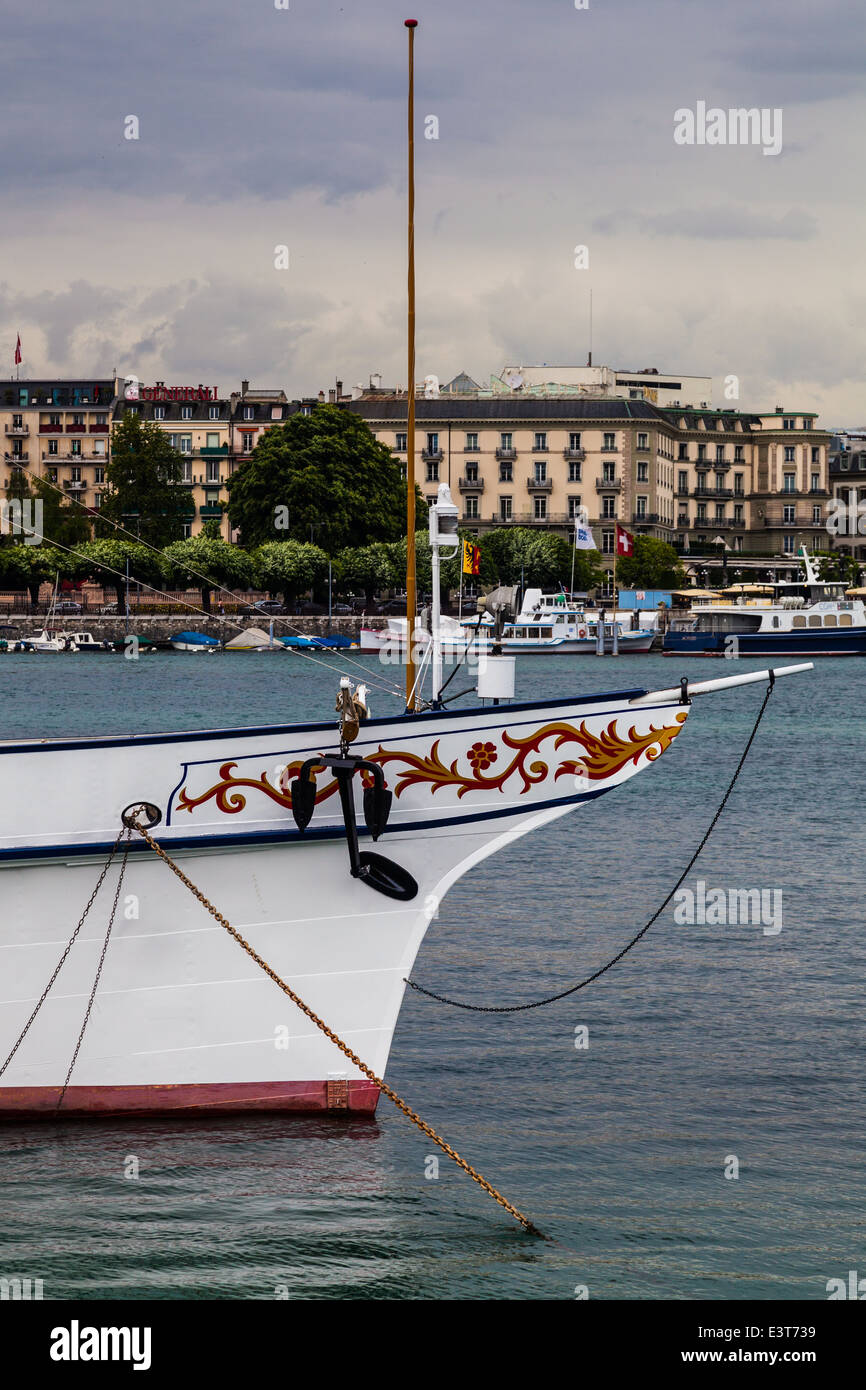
173,713 -> 687,818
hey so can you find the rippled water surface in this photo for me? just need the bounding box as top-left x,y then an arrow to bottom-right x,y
0,650 -> 862,1299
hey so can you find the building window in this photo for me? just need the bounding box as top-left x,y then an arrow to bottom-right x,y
465,461 -> 478,482
603,432 -> 616,451
678,443 -> 688,460
48,440 -> 58,455
636,496 -> 647,518
734,472 -> 744,495
637,461 -> 648,482
241,433 -> 254,452
180,460 -> 193,484
602,530 -> 614,554
534,461 -> 547,483
602,496 -> 616,518
534,432 -> 547,451
678,470 -> 688,492
395,432 -> 407,451
783,534 -> 795,552
180,435 -> 192,454
715,446 -> 725,462
697,444 -> 707,462
206,461 -> 220,483
500,432 -> 512,450
568,496 -> 583,519
499,497 -> 512,521
783,504 -> 795,523
243,405 -> 254,420
783,473 -> 796,492
71,413 -> 84,427
811,447 -> 819,464
466,432 -> 479,450
180,405 -> 193,420
464,496 -> 479,519
714,505 -> 725,522
714,472 -> 725,491
47,468 -> 58,483
734,504 -> 743,522
603,461 -> 616,483
534,497 -> 547,520
637,432 -> 648,450
734,446 -> 744,462
70,466 -> 81,482
154,406 -> 165,419
810,472 -> 819,492
569,432 -> 582,451
783,417 -> 795,430
93,492 -> 103,509
426,432 -> 439,453
70,440 -> 81,456
568,461 -> 581,482
784,446 -> 796,463
812,505 -> 821,523
426,461 -> 439,483
697,506 -> 707,522
499,461 -> 513,483
209,405 -> 220,420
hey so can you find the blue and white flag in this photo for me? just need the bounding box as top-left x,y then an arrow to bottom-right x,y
574,520 -> 597,551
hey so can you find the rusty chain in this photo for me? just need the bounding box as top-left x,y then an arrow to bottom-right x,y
129,818 -> 544,1237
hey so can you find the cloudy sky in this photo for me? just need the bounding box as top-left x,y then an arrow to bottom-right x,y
1,0 -> 864,423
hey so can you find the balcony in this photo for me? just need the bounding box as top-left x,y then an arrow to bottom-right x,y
633,512 -> 661,525
730,519 -> 746,529
199,446 -> 229,457
199,504 -> 224,518
596,477 -> 621,491
4,451 -> 28,462
694,487 -> 733,499
421,448 -> 444,463
711,459 -> 731,471
89,423 -> 109,433
39,423 -> 62,434
458,476 -> 484,492
676,486 -> 691,498
563,448 -> 586,462
64,481 -> 86,492
526,476 -> 552,492
495,447 -> 517,461
67,424 -> 86,434
5,423 -> 29,436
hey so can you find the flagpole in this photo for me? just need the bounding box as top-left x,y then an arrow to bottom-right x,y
404,18 -> 418,709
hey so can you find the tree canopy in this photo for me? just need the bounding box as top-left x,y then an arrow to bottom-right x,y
162,536 -> 256,611
256,540 -> 329,605
226,405 -> 416,552
99,412 -> 194,547
615,536 -> 685,590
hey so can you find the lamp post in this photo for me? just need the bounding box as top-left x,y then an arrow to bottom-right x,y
428,483 -> 459,704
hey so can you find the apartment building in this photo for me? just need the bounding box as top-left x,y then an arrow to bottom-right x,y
347,392 -> 831,587
828,431 -> 866,563
0,378 -> 115,516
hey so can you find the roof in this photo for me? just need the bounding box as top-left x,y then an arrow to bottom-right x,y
346,397 -> 670,423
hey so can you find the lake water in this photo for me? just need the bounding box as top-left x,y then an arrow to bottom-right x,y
0,649 -> 862,1300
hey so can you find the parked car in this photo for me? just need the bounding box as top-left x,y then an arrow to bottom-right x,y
56,599 -> 82,614
241,600 -> 285,616
99,602 -> 121,615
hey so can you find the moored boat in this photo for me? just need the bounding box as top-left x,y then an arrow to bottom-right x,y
170,630 -> 221,652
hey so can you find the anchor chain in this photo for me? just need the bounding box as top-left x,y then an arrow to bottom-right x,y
128,818 -> 543,1238
405,674 -> 777,1012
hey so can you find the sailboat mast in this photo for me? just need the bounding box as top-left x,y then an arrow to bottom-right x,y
405,18 -> 418,707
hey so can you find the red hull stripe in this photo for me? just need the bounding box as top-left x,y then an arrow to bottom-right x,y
0,1079 -> 380,1118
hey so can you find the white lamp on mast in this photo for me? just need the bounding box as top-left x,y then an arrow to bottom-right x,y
428,483 -> 459,704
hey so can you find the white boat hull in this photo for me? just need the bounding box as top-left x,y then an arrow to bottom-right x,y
0,688 -> 690,1115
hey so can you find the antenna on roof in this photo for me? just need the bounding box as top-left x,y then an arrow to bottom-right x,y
587,289 -> 593,368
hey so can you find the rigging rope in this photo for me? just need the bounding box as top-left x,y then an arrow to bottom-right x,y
404,673 -> 776,1013
127,816 -> 544,1237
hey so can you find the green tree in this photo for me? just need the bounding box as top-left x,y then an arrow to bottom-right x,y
615,536 -> 685,590
76,539 -> 165,609
255,540 -> 329,609
162,535 -> 255,611
0,544 -> 76,607
477,528 -> 602,592
226,405 -> 418,552
32,477 -> 93,548
334,542 -> 399,607
99,412 -> 194,547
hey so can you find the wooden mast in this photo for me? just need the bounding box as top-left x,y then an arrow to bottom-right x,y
405,18 -> 418,707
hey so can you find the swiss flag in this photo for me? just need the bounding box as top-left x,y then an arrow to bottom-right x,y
615,523 -> 634,557
14,334 -> 22,366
